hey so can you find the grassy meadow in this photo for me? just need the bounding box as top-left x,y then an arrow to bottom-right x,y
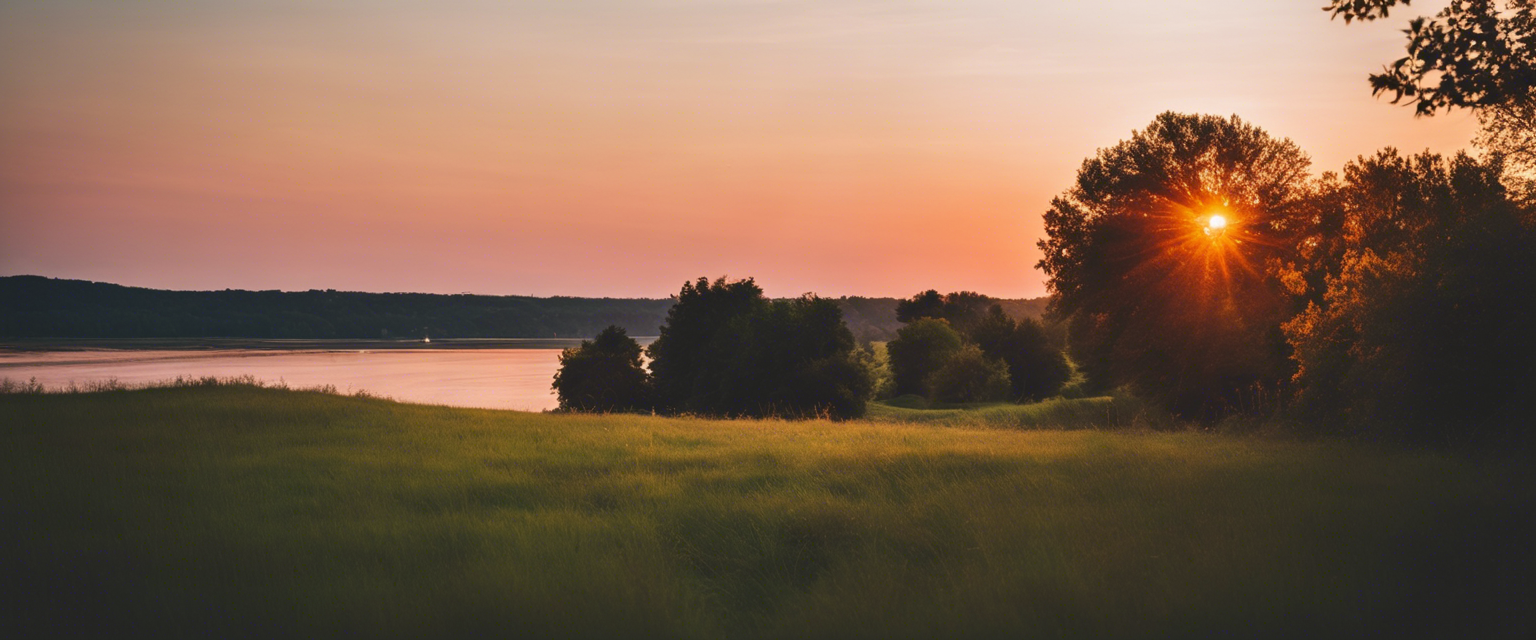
2,384 -> 1529,638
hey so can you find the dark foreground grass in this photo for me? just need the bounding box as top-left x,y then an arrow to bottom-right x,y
2,386 -> 1529,638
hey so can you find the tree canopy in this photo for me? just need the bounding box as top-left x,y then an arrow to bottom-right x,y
697,295 -> 873,419
640,277 -> 872,419
1281,150 -> 1536,438
552,326 -> 652,413
1476,98 -> 1536,204
969,305 -> 1073,401
1037,112 -> 1314,416
645,277 -> 766,412
1327,0 -> 1536,114
886,318 -> 966,398
894,290 -> 995,334
926,344 -> 1012,404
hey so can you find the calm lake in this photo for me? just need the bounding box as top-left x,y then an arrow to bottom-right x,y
0,340 -> 654,412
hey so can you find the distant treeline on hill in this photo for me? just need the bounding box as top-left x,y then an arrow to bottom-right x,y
0,276 -> 1048,343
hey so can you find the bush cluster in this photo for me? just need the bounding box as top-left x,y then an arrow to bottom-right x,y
886,292 -> 1071,404
554,277 -> 873,420
551,326 -> 653,413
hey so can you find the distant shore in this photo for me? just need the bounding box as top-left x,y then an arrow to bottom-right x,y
0,337 -> 657,353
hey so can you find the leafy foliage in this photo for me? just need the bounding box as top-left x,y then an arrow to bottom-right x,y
1281,150 -> 1536,438
695,295 -> 873,419
890,293 -> 1071,404
1476,97 -> 1536,204
552,326 -> 652,413
1325,0 -> 1408,22
1327,0 -> 1536,114
644,278 -> 872,419
894,290 -> 946,323
895,290 -> 994,334
925,344 -> 1012,404
970,305 -> 1073,401
850,342 -> 896,400
886,318 -> 965,397
1037,112 -> 1314,417
646,277 -> 767,411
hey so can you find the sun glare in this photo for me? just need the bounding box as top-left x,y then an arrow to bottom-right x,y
1208,214 -> 1228,231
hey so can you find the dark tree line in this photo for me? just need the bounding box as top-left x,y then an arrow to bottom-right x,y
851,293 -> 1048,341
1281,150 -> 1536,438
0,276 -> 673,340
556,281 -> 1072,417
0,275 -> 1046,343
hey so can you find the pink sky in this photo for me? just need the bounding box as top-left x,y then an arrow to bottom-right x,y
0,1 -> 1478,298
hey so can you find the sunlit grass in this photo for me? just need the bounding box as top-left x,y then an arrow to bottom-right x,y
1,385 -> 1527,637
866,394 -> 1163,430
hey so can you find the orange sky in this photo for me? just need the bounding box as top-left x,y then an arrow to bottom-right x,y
0,1 -> 1478,298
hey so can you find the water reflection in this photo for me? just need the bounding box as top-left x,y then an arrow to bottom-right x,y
0,348 -> 589,412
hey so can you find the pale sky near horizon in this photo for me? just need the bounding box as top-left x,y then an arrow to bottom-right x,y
0,1 -> 1478,298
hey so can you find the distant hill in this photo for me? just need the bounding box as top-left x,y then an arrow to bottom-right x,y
0,276 -> 1048,343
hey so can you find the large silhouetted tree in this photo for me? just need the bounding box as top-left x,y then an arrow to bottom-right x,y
1038,112 -> 1313,417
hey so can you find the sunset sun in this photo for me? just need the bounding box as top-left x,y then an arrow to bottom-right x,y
1207,214 -> 1228,232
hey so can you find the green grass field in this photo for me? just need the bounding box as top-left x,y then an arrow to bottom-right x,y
2,385 -> 1528,638
865,393 -> 1160,430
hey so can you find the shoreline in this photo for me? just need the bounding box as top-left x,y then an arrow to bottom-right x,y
0,336 -> 658,353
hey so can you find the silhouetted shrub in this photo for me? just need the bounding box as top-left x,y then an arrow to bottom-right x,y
552,326 -> 652,412
886,318 -> 964,397
926,344 -> 1011,404
785,350 -> 875,419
